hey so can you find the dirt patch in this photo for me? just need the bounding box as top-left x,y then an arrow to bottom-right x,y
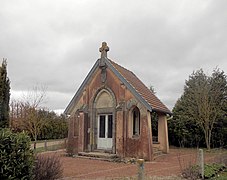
50,148 -> 222,179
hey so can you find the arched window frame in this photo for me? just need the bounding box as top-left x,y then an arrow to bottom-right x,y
132,106 -> 140,137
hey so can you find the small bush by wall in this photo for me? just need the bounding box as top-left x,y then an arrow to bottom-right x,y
0,128 -> 34,179
181,163 -> 226,179
33,153 -> 63,180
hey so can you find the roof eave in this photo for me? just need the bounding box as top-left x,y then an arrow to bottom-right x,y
152,108 -> 172,115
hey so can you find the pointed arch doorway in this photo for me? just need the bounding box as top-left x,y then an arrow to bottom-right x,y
93,88 -> 116,151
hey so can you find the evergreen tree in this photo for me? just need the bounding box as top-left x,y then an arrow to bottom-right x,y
0,59 -> 10,128
169,68 -> 227,149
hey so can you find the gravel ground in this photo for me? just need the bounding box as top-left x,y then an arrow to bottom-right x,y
49,148 -> 221,179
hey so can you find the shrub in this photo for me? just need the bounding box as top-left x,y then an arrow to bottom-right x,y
181,163 -> 226,179
177,152 -> 200,179
33,153 -> 63,180
0,128 -> 34,179
204,163 -> 225,179
181,165 -> 200,179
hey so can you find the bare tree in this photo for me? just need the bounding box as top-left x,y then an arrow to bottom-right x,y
9,99 -> 24,131
10,85 -> 47,147
22,85 -> 47,108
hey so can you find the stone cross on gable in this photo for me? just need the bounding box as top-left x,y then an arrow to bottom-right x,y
99,42 -> 109,58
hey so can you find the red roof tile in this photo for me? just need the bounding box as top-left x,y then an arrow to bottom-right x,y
108,59 -> 171,114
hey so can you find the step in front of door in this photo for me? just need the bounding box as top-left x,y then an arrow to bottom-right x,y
77,152 -> 120,162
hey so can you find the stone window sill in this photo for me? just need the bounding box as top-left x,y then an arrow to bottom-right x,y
132,134 -> 140,139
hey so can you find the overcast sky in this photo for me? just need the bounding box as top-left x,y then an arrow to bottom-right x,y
1,0 -> 227,113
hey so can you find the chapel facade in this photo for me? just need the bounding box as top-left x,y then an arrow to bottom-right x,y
64,42 -> 171,161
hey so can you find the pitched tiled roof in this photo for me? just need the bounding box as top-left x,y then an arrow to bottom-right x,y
108,59 -> 171,114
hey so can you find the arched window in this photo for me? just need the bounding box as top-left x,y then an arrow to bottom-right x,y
132,107 -> 140,136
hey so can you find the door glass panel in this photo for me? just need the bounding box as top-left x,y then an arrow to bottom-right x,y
108,115 -> 113,138
99,115 -> 105,138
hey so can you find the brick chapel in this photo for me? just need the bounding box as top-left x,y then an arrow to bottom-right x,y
64,42 -> 171,161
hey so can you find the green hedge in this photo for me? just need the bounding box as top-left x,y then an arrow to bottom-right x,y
0,128 -> 34,180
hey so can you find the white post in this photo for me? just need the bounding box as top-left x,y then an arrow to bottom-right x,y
198,149 -> 204,179
137,159 -> 144,180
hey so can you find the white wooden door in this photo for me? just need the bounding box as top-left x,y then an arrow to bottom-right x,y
97,114 -> 113,150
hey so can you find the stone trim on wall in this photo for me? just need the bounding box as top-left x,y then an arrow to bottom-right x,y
90,87 -> 117,153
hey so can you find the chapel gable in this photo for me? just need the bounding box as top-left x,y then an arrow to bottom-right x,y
65,42 -> 171,161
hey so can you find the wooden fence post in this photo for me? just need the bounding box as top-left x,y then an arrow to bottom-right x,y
34,142 -> 36,150
44,140 -> 47,151
64,138 -> 67,148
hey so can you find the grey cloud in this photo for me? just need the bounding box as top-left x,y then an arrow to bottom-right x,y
1,0 -> 227,111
